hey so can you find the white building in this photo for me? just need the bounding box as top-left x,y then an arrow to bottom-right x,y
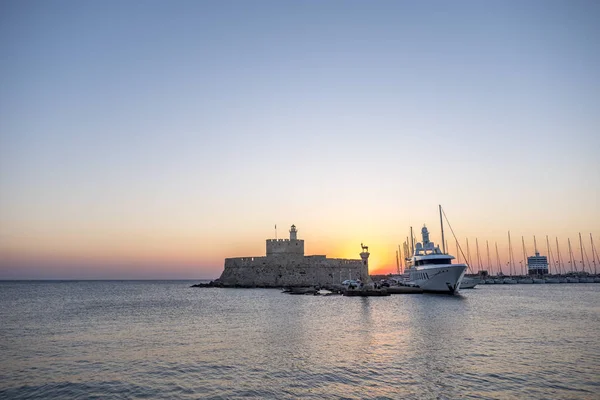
527,252 -> 549,275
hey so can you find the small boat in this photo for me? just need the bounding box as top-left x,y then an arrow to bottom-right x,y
503,278 -> 518,284
518,277 -> 533,284
459,277 -> 479,289
545,277 -> 560,284
288,287 -> 316,295
343,288 -> 390,297
532,278 -> 545,284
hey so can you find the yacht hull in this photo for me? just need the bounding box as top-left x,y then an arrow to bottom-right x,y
406,264 -> 467,294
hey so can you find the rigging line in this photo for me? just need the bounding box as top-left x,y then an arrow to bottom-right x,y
441,207 -> 472,273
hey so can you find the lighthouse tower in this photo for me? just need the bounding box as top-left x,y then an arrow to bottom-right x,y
290,224 -> 298,240
360,243 -> 371,284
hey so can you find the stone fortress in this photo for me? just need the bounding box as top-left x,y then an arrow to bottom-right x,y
217,225 -> 370,287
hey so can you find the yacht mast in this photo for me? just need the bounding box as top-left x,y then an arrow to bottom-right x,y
546,235 -> 555,275
591,233 -> 598,275
476,238 -> 482,273
466,238 -> 472,272
579,233 -> 586,273
495,242 -> 503,275
568,238 -> 576,272
456,239 -> 461,263
556,237 -> 563,275
508,231 -> 515,276
521,236 -> 527,276
410,228 -> 414,256
439,205 -> 446,254
486,240 -> 491,275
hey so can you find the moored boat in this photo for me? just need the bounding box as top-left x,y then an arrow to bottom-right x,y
403,206 -> 467,294
459,277 -> 479,289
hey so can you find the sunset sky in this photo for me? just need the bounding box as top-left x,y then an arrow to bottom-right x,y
1,1 -> 599,279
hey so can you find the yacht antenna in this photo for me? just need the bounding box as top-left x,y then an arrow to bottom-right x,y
439,205 -> 446,254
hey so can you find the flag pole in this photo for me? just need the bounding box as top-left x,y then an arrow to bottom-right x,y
275,224 -> 277,240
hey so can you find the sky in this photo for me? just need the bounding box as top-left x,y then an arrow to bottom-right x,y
1,0 -> 599,279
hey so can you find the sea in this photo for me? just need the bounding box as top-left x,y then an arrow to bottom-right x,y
1,281 -> 599,399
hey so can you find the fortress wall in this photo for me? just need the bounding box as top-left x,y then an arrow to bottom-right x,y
266,239 -> 304,256
219,256 -> 367,287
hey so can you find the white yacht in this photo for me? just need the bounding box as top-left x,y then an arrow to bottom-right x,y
403,214 -> 467,294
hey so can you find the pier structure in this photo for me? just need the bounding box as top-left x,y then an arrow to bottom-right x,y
218,225 -> 366,287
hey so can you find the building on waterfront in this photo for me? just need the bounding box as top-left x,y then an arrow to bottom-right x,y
217,225 -> 369,287
527,251 -> 549,275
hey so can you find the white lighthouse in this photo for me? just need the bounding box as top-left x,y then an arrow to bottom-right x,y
290,224 -> 298,240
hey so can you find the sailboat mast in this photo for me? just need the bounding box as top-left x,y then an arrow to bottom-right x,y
556,237 -> 563,275
579,233 -> 585,273
521,236 -> 527,276
591,233 -> 597,275
396,250 -> 400,274
455,239 -> 461,263
546,235 -> 555,275
466,238 -> 472,273
495,242 -> 503,275
508,231 -> 514,276
568,238 -> 576,272
486,240 -> 491,275
476,238 -> 482,273
410,228 -> 414,256
439,205 -> 446,254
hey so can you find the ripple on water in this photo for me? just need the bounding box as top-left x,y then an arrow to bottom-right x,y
1,282 -> 599,399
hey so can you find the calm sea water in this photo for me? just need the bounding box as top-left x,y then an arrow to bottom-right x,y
1,281 -> 599,399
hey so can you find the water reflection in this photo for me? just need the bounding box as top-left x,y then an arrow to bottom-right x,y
1,283 -> 599,399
